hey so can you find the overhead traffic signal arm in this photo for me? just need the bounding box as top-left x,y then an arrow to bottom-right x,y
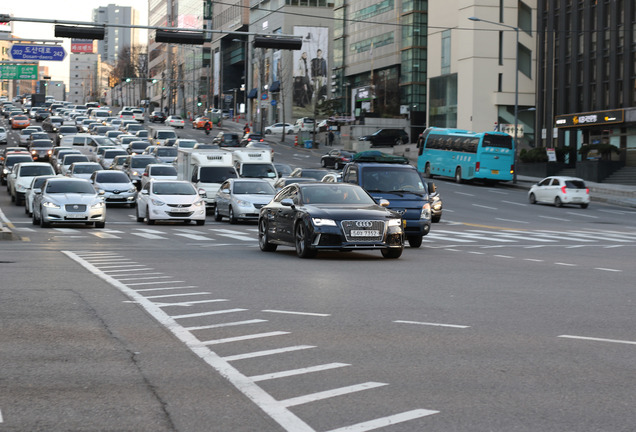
253,36 -> 302,50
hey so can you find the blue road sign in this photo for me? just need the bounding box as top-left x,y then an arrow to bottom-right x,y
10,44 -> 67,61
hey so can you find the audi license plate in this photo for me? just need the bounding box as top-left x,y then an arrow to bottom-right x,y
351,230 -> 379,237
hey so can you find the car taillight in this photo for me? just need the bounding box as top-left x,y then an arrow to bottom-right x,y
510,165 -> 515,174
475,161 -> 480,172
586,188 -> 590,194
561,185 -> 567,194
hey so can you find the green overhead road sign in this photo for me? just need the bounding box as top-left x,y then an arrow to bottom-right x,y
0,64 -> 38,80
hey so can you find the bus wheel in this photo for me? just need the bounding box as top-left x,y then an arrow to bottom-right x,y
425,163 -> 434,179
455,167 -> 462,184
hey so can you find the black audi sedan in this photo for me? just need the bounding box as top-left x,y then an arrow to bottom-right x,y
258,183 -> 404,258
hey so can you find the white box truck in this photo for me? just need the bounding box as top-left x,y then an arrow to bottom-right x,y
230,149 -> 278,185
175,148 -> 238,208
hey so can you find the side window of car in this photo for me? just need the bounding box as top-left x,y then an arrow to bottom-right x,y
550,178 -> 560,186
538,178 -> 551,187
344,166 -> 357,184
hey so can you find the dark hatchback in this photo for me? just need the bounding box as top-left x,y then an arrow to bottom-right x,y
258,183 -> 404,259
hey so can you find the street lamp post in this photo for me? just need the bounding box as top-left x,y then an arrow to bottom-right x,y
469,16 -> 519,183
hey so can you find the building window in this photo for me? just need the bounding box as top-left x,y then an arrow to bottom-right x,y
518,1 -> 532,35
441,30 -> 451,75
498,73 -> 503,92
518,43 -> 532,78
498,31 -> 504,65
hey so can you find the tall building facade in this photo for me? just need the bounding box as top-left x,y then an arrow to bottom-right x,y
93,4 -> 139,65
537,0 -> 636,167
427,1 -> 537,148
68,54 -> 100,104
333,0 -> 426,136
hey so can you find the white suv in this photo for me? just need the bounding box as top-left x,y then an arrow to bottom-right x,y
293,117 -> 315,134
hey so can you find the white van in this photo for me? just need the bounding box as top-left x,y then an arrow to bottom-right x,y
59,133 -> 120,161
150,129 -> 178,146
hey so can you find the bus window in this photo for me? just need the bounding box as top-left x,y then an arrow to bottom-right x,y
482,134 -> 513,149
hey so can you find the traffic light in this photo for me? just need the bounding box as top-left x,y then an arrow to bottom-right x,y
253,36 -> 303,50
197,96 -> 202,107
125,78 -> 131,83
55,25 -> 105,40
155,30 -> 206,45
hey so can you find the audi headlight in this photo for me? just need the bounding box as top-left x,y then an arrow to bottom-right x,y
151,198 -> 165,206
420,202 -> 431,220
312,218 -> 337,226
387,218 -> 402,227
42,201 -> 61,209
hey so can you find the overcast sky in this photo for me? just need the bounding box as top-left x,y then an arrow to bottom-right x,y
6,1 -> 148,83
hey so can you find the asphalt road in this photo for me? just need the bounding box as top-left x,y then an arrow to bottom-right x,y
1,115 -> 636,431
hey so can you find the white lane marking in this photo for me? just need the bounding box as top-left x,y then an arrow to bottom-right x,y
566,211 -> 598,219
443,248 -> 460,252
174,233 -> 213,241
186,319 -> 267,331
488,190 -> 508,195
135,285 -> 199,292
394,320 -> 470,329
559,335 -> 636,346
326,409 -> 440,432
62,251 -> 317,432
555,262 -> 577,267
494,255 -> 514,259
156,299 -> 230,307
95,263 -> 142,269
84,259 -> 131,263
201,331 -> 290,346
54,228 -> 80,233
90,231 -> 121,239
126,280 -> 186,286
134,228 -> 165,233
502,200 -> 527,206
467,251 -> 485,255
222,345 -> 317,362
131,232 -> 167,239
495,218 -> 529,224
172,309 -> 248,319
538,215 -> 570,222
454,191 -> 474,196
144,292 -> 212,299
262,309 -> 330,317
102,268 -> 154,273
280,382 -> 387,408
0,408 -> 2,423
594,267 -> 622,272
249,363 -> 351,382
116,276 -> 171,281
472,204 -> 498,210
423,233 -> 475,243
524,258 -> 544,262
598,209 -> 629,215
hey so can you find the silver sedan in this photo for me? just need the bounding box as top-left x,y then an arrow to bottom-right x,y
32,177 -> 106,228
214,178 -> 276,224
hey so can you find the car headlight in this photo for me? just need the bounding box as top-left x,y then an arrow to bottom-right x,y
387,218 -> 402,227
42,201 -> 61,209
235,199 -> 253,208
193,200 -> 204,207
151,198 -> 165,206
91,201 -> 104,209
132,171 -> 140,176
420,202 -> 431,220
16,184 -> 27,192
128,187 -> 137,193
312,218 -> 337,226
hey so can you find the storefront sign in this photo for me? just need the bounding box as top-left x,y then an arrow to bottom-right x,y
555,109 -> 624,128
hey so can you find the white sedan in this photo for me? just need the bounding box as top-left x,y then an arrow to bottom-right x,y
528,176 -> 590,208
264,122 -> 294,135
136,179 -> 206,225
165,115 -> 185,128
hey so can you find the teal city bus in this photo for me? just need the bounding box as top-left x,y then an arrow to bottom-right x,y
416,127 -> 515,183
